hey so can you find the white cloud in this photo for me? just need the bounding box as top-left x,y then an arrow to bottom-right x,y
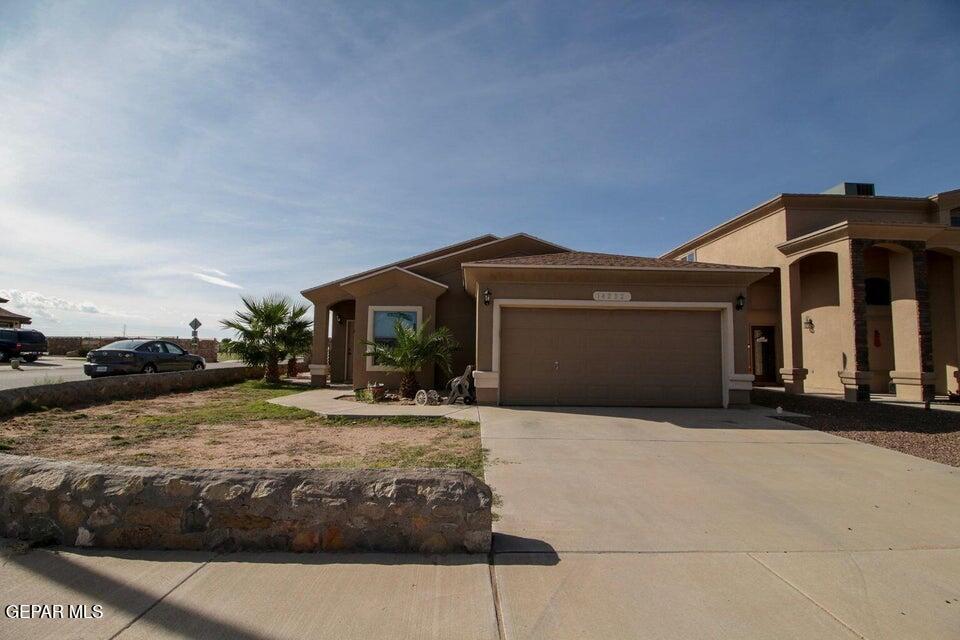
0,289 -> 117,323
191,272 -> 242,289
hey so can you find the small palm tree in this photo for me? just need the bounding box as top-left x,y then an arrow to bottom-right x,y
363,319 -> 457,398
221,295 -> 312,384
282,322 -> 313,378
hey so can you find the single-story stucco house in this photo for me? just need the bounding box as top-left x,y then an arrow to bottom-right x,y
661,182 -> 960,402
0,296 -> 31,329
302,234 -> 769,408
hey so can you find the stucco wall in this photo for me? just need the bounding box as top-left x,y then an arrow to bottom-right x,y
797,252 -> 843,392
352,288 -> 438,390
691,211 -> 787,268
473,277 -> 753,375
0,455 -> 492,553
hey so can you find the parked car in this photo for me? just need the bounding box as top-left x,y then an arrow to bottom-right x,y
0,329 -> 48,362
84,339 -> 205,378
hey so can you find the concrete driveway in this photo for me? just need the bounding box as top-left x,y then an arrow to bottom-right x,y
482,405 -> 960,640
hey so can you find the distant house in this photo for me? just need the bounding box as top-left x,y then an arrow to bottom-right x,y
0,296 -> 31,329
662,182 -> 960,402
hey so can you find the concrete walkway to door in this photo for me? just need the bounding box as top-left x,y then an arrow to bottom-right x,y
482,404 -> 960,640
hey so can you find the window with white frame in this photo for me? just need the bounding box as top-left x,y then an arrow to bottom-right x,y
366,306 -> 421,370
684,250 -> 697,262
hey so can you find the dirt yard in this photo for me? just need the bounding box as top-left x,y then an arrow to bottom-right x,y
753,389 -> 960,467
0,381 -> 483,476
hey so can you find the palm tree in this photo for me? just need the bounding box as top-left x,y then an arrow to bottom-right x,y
221,295 -> 312,384
363,319 -> 457,398
282,321 -> 313,378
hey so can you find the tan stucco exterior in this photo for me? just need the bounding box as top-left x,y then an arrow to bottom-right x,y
663,187 -> 960,401
302,234 -> 569,390
301,234 -> 768,407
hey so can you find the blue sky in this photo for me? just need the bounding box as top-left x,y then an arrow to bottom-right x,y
2,1 -> 958,337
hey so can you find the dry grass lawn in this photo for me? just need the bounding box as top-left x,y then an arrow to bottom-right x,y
0,381 -> 484,476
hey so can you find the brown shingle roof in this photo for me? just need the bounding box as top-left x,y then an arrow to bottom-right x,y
464,251 -> 767,271
0,306 -> 31,323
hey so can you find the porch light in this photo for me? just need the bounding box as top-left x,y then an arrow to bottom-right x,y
335,313 -> 343,324
804,316 -> 815,333
482,289 -> 492,305
735,293 -> 746,311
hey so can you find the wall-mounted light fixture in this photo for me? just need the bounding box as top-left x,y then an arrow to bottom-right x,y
803,316 -> 815,333
735,293 -> 746,311
335,313 -> 343,325
482,288 -> 492,305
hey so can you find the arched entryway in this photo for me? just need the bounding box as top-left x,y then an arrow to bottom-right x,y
927,248 -> 960,396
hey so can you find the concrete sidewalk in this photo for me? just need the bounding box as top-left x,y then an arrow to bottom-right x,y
270,386 -> 481,420
0,543 -> 498,640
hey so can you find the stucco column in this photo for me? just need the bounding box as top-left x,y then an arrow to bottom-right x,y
837,240 -> 871,402
888,244 -> 935,402
309,303 -> 330,387
954,255 -> 960,396
779,261 -> 808,394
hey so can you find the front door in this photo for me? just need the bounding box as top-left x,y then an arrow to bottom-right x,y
751,326 -> 777,385
344,319 -> 354,383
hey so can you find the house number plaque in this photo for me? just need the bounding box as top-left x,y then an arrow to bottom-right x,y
593,291 -> 631,302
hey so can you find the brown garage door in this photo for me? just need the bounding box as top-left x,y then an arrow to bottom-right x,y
499,307 -> 723,407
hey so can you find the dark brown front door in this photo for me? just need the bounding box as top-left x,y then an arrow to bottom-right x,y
751,326 -> 777,385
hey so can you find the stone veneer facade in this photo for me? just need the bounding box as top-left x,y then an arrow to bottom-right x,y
0,455 -> 492,553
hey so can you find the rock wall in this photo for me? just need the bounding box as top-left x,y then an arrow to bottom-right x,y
0,455 -> 492,553
0,366 -> 260,417
45,337 -> 219,362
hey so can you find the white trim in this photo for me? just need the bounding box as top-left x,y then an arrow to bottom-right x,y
462,262 -> 771,274
340,266 -> 448,290
491,299 -> 737,408
365,305 -> 423,372
728,373 -> 755,390
472,370 -> 499,389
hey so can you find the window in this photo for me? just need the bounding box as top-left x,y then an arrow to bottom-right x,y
865,278 -> 891,305
951,207 -> 960,228
138,342 -> 164,353
684,251 -> 697,262
366,306 -> 421,370
164,342 -> 185,355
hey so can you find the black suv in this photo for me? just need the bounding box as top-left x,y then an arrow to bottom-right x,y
0,329 -> 48,362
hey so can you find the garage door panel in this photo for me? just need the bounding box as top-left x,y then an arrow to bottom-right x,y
499,307 -> 723,407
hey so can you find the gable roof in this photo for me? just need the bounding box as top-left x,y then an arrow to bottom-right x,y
302,233 -> 569,295
463,251 -> 769,272
0,305 -> 31,323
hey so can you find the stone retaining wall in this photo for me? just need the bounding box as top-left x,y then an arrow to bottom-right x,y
45,336 -> 219,362
0,366 -> 260,417
0,455 -> 492,553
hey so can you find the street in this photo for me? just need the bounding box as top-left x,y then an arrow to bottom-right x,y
0,356 -> 243,391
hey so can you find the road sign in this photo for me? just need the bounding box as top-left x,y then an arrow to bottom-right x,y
189,318 -> 202,331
